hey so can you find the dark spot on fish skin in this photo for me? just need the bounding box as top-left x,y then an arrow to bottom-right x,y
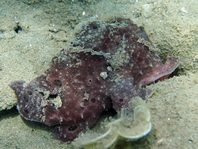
23,108 -> 29,114
53,79 -> 62,87
119,99 -> 123,102
68,125 -> 78,131
91,98 -> 96,103
27,90 -> 33,95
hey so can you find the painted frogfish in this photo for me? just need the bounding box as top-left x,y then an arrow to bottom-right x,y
10,18 -> 179,142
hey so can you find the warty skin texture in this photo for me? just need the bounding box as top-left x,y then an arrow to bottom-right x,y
10,18 -> 179,142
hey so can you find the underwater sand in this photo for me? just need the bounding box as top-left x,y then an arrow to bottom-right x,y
0,0 -> 198,148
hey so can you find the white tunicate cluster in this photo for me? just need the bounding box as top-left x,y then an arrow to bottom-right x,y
72,97 -> 152,149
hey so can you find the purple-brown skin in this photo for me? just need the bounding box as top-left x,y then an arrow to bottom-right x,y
10,18 -> 179,142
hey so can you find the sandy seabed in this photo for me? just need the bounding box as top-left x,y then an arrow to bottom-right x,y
0,0 -> 198,148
